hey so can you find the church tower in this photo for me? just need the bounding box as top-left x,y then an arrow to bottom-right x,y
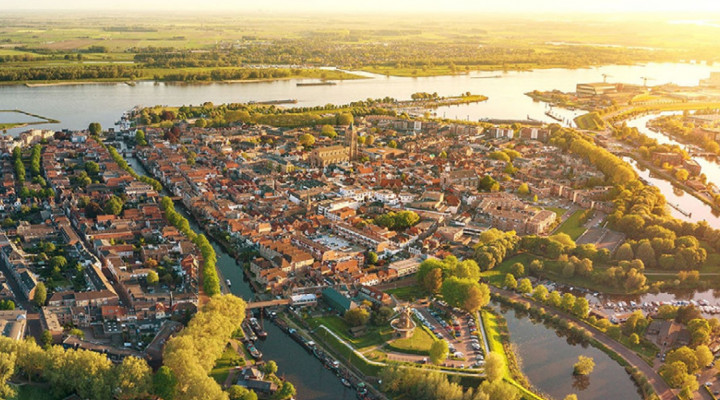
346,124 -> 358,161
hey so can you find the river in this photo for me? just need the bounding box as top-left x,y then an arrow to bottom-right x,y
497,304 -> 641,400
1,62 -> 717,138
124,156 -> 349,400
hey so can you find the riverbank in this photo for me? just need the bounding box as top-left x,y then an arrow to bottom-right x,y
0,67 -> 368,87
0,109 -> 59,130
490,289 -> 670,400
620,151 -> 720,213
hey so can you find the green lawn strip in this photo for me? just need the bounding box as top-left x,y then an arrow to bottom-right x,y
385,285 -> 426,301
573,112 -> 606,130
541,206 -> 567,217
555,209 -> 591,240
481,310 -> 544,400
313,326 -> 382,376
11,384 -> 58,400
386,324 -> 435,355
209,345 -> 244,384
308,316 -> 393,351
481,253 -> 536,287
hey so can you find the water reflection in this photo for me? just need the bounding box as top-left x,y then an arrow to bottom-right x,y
496,303 -> 640,400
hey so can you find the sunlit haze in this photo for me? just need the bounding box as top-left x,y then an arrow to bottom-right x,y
5,0 -> 720,13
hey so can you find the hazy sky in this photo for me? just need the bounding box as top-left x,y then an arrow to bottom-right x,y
4,0 -> 720,13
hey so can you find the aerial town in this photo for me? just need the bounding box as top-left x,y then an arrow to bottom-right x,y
4,5 -> 720,400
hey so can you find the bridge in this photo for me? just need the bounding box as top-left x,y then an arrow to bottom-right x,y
246,298 -> 291,309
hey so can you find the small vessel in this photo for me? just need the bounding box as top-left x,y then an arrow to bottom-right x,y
226,279 -> 231,287
246,342 -> 263,360
341,378 -> 351,388
297,81 -> 337,87
249,317 -> 268,338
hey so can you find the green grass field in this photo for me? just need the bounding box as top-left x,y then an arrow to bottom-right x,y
308,316 -> 393,351
387,325 -> 435,354
555,209 -> 591,240
11,384 -> 58,400
574,112 -> 606,130
385,285 -> 426,301
209,345 -> 244,384
481,253 -> 537,287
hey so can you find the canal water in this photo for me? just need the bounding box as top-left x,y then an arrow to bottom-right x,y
497,304 -> 641,400
125,156 -> 349,400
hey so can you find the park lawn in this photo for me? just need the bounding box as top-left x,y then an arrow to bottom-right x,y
555,209 -> 591,240
209,345 -> 244,384
481,253 -> 536,287
542,206 -> 568,218
387,325 -> 435,354
313,327 -> 382,376
308,315 -> 393,351
619,335 -> 659,361
385,285 -> 426,301
12,384 -> 58,400
574,112 -> 606,130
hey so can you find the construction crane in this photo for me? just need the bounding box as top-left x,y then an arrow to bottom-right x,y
602,73 -> 612,83
640,76 -> 655,87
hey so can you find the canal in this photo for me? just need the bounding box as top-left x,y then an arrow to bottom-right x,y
496,304 -> 641,400
125,156 -> 349,400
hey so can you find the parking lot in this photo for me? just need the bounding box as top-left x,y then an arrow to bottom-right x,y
414,306 -> 485,369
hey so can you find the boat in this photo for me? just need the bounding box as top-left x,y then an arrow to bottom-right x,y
246,342 -> 263,360
471,75 -> 502,79
249,317 -> 268,338
226,279 -> 231,287
296,81 -> 337,87
341,378 -> 352,388
242,320 -> 257,342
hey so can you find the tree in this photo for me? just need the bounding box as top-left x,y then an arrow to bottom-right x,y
695,345 -> 713,368
504,274 -> 517,290
423,267 -> 443,294
463,283 -> 490,313
429,339 -> 449,365
228,386 -> 257,400
666,346 -> 699,373
517,278 -> 532,294
573,356 -> 595,375
298,133 -> 315,147
146,271 -> 159,286
561,293 -> 576,312
629,333 -> 640,345
84,161 -> 100,176
517,183 -> 530,195
635,240 -> 657,268
67,328 -> 85,339
34,281 -> 47,306
533,285 -> 548,302
41,330 -> 53,349
478,175 -> 500,192
275,381 -> 296,400
153,366 -> 177,400
115,356 -> 152,400
661,361 -> 696,389
367,251 -> 378,265
484,352 -> 505,382
388,140 -> 398,148
135,129 -> 148,146
0,352 -> 16,399
547,291 -> 562,308
344,308 -> 370,327
615,243 -> 634,261
104,195 -> 124,216
88,122 -> 102,135
320,125 -> 337,138
262,360 -> 278,375
510,262 -> 525,277
337,113 -> 354,126
572,297 -> 589,319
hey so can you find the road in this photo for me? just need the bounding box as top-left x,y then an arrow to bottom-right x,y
490,286 -> 677,400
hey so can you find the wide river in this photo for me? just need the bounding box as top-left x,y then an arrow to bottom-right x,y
5,62 -> 719,398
